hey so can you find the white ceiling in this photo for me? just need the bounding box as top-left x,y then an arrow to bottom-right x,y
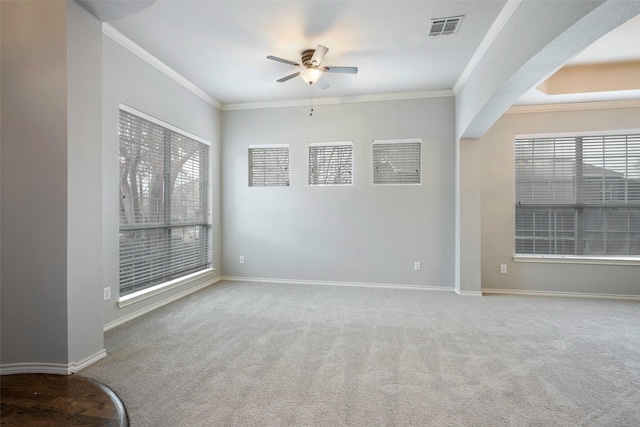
103,1 -> 640,107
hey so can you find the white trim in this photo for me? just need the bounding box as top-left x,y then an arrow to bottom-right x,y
221,276 -> 452,292
454,289 -> 483,297
454,0 -> 522,94
372,183 -> 422,186
103,23 -> 221,110
118,269 -> 216,308
248,143 -> 289,149
119,103 -> 212,146
106,276 -> 222,331
0,350 -> 106,375
515,128 -> 640,140
373,138 -> 422,145
222,90 -> 453,111
307,183 -> 354,187
0,363 -> 71,375
69,350 -> 107,373
513,255 -> 640,266
506,99 -> 640,114
309,141 -> 353,147
482,288 -> 640,301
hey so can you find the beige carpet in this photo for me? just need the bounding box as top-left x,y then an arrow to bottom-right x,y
81,281 -> 640,426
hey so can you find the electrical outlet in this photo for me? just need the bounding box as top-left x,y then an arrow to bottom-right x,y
500,264 -> 507,274
103,287 -> 111,301
414,261 -> 421,271
239,256 -> 245,264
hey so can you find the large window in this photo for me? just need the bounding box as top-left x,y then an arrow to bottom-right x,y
119,106 -> 211,296
373,139 -> 421,184
309,142 -> 353,185
249,145 -> 289,187
515,133 -> 640,256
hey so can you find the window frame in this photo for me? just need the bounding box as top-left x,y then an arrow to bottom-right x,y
513,130 -> 640,262
248,144 -> 290,187
308,141 -> 354,186
372,138 -> 422,185
118,104 -> 213,300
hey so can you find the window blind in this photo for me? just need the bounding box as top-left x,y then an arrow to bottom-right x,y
249,146 -> 290,187
515,134 -> 640,256
119,109 -> 211,295
373,140 -> 421,184
309,142 -> 353,185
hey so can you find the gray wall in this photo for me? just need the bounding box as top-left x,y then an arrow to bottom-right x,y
222,97 -> 455,288
102,36 -> 222,326
1,0 -> 70,366
1,1 -> 105,368
481,106 -> 640,296
66,0 -> 104,365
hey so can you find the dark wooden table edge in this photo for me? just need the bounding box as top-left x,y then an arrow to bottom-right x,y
82,375 -> 129,427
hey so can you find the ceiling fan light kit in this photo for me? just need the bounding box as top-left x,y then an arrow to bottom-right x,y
300,67 -> 323,84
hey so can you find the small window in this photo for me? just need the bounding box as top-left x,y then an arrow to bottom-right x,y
309,142 -> 353,185
373,139 -> 421,184
249,145 -> 289,187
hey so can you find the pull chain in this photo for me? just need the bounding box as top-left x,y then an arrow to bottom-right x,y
309,82 -> 314,116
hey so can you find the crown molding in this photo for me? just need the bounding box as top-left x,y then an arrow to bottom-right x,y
453,0 -> 522,95
222,89 -> 454,111
102,23 -> 222,110
506,99 -> 640,114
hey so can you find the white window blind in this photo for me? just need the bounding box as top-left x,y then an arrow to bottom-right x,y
373,139 -> 421,184
249,145 -> 289,187
309,142 -> 353,185
515,134 -> 640,256
119,108 -> 211,295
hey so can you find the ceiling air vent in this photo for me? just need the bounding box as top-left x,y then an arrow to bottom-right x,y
429,16 -> 464,36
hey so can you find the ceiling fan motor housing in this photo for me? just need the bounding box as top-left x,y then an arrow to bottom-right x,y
301,49 -> 316,67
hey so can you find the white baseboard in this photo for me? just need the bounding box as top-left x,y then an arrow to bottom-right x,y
482,288 -> 640,301
221,276 -> 453,292
104,276 -> 223,331
455,290 -> 483,297
0,362 -> 70,375
70,349 -> 107,373
0,349 -> 106,375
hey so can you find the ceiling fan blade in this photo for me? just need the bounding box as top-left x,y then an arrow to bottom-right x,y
311,45 -> 328,66
267,55 -> 299,67
277,72 -> 300,82
317,76 -> 330,90
323,66 -> 358,74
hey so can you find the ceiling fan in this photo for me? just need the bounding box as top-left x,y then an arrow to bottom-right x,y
267,45 -> 358,89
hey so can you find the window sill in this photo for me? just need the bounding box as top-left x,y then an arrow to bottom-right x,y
117,268 -> 216,308
512,255 -> 640,266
